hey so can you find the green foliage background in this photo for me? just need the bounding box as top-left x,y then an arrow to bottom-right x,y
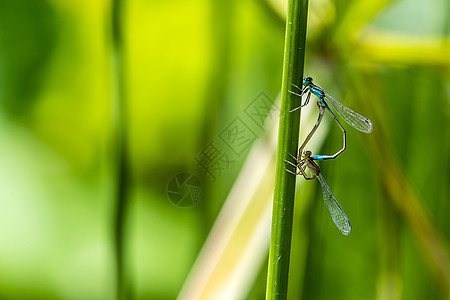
0,0 -> 448,299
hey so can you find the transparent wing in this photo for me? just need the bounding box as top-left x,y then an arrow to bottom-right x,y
317,173 -> 352,235
324,93 -> 373,133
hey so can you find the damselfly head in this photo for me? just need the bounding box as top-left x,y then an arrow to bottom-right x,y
303,150 -> 312,158
303,77 -> 313,85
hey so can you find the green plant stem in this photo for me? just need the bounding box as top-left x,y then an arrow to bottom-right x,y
266,0 -> 309,299
112,0 -> 130,299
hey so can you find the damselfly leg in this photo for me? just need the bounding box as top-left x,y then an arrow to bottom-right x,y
289,84 -> 311,112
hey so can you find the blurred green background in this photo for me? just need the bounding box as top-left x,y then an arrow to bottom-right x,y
0,0 -> 448,299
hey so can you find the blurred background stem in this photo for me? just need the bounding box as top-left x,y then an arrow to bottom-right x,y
266,0 -> 309,298
112,0 -> 130,299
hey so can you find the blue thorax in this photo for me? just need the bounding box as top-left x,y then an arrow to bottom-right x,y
308,85 -> 325,98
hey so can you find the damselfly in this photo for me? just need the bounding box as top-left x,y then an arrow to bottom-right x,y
290,77 -> 373,161
285,150 -> 352,235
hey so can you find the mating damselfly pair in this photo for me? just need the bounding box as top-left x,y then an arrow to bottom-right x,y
285,77 -> 373,235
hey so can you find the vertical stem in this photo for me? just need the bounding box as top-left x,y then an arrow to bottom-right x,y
376,186 -> 401,300
195,0 -> 234,237
111,0 -> 130,299
266,0 -> 309,299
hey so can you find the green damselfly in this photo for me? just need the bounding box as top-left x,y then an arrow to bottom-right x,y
290,77 -> 373,161
285,150 -> 351,235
